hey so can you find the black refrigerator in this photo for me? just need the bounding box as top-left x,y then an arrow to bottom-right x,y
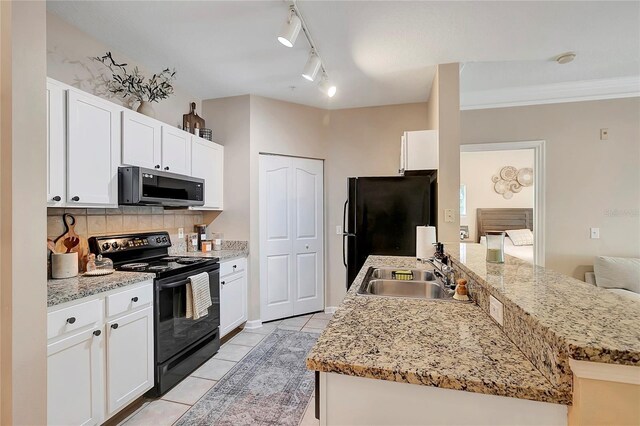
343,172 -> 437,288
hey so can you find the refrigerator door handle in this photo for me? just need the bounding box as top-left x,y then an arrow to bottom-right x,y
342,199 -> 356,267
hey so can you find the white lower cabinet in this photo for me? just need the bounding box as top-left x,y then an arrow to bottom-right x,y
47,281 -> 154,425
106,306 -> 154,416
220,258 -> 248,337
47,327 -> 105,426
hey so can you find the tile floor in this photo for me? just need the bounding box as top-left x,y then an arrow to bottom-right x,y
118,312 -> 331,426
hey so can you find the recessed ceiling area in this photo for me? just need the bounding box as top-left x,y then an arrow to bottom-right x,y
47,1 -> 640,110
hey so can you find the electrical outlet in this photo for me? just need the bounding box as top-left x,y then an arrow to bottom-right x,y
336,225 -> 343,235
600,128 -> 609,140
444,209 -> 455,223
178,227 -> 184,238
489,295 -> 504,326
590,227 -> 600,239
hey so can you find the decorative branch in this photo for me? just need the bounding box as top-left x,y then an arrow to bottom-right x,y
93,52 -> 176,103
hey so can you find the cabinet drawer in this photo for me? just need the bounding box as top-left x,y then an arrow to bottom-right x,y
106,283 -> 153,318
220,258 -> 246,277
48,299 -> 103,339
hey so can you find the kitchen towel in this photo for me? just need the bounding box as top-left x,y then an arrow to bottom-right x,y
186,272 -> 212,320
416,226 -> 437,260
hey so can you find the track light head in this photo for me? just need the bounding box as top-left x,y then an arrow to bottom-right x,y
302,52 -> 322,82
277,10 -> 301,48
319,77 -> 337,98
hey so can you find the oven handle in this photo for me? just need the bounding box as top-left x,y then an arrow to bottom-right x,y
159,280 -> 190,290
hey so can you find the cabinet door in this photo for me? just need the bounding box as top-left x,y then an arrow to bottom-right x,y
220,271 -> 247,337
67,90 -> 121,206
106,306 -> 154,415
405,130 -> 438,170
161,126 -> 192,175
191,138 -> 224,209
48,327 -> 105,426
122,110 -> 162,170
47,80 -> 66,206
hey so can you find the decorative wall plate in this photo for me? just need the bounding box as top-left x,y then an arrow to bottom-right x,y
500,166 -> 518,181
509,181 -> 523,193
491,175 -> 500,183
503,191 -> 514,199
517,167 -> 533,187
494,180 -> 509,194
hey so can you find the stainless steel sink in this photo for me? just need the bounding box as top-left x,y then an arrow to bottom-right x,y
357,267 -> 454,300
370,267 -> 437,282
363,279 -> 447,299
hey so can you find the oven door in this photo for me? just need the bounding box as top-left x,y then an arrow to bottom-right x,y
154,264 -> 220,364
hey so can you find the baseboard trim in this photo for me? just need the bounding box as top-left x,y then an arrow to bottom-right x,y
324,306 -> 337,314
243,319 -> 263,329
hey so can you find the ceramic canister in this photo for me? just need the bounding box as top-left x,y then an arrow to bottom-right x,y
51,252 -> 79,279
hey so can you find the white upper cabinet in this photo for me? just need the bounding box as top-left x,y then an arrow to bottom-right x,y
67,89 -> 122,206
191,136 -> 224,210
46,79 -> 66,206
400,130 -> 438,173
161,126 -> 192,175
121,110 -> 162,170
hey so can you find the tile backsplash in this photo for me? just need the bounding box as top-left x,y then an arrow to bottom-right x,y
47,206 -> 205,240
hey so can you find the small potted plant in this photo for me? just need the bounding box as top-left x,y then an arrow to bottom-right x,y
94,52 -> 176,118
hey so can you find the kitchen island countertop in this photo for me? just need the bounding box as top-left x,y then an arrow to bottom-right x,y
306,255 -> 571,405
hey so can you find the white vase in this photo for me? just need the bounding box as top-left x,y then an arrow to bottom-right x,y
137,101 -> 156,118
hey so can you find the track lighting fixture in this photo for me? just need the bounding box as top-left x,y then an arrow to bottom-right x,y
318,76 -> 336,98
277,8 -> 301,48
278,3 -> 337,97
302,52 -> 322,82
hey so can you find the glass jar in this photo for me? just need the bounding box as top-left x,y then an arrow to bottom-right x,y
486,231 -> 505,263
95,254 -> 114,271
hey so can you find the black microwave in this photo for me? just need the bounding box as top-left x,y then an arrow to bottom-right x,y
118,166 -> 204,207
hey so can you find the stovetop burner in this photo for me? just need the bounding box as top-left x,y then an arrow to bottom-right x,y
176,258 -> 206,265
161,256 -> 180,262
147,265 -> 171,272
121,262 -> 150,270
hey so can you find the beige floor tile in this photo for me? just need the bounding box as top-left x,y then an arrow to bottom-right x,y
311,312 -> 333,320
282,317 -> 309,327
305,319 -> 330,329
213,343 -> 252,362
228,331 -> 265,347
123,400 -> 189,426
162,376 -> 215,405
299,397 -> 319,426
301,327 -> 323,334
191,358 -> 236,381
243,321 -> 281,335
116,401 -> 151,426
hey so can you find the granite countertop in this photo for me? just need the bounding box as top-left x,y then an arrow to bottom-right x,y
48,271 -> 155,308
446,243 -> 640,366
177,249 -> 247,262
306,255 -> 571,405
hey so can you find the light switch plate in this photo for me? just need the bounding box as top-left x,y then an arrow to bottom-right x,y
489,295 -> 504,326
336,225 -> 343,235
178,227 -> 184,238
600,128 -> 609,140
444,209 -> 455,223
590,227 -> 600,239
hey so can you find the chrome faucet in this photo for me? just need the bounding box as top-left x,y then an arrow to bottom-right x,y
425,256 -> 455,290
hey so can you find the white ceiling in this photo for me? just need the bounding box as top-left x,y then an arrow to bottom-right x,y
47,1 -> 640,110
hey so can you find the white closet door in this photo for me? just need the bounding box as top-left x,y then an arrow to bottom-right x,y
292,158 -> 324,315
260,154 -> 324,322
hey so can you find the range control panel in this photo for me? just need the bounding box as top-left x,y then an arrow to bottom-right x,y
89,232 -> 172,254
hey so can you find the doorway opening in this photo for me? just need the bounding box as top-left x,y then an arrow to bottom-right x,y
460,141 -> 545,266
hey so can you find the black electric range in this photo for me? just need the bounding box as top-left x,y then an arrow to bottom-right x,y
89,231 -> 221,396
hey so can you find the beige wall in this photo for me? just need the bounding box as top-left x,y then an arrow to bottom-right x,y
460,150 -> 534,241
1,1 -> 47,424
461,97 -> 640,279
324,103 -> 429,306
46,12 -> 201,128
432,63 -> 461,242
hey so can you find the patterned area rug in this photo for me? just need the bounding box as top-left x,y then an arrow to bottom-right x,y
175,329 -> 317,426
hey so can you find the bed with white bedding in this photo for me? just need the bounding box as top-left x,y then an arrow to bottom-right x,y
476,208 -> 534,263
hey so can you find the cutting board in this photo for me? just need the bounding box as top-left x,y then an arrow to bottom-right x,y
54,213 -> 90,271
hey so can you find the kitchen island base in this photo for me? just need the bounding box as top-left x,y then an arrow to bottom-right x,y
319,372 -> 568,426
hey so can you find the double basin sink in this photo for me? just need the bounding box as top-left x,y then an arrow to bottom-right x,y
358,267 -> 454,300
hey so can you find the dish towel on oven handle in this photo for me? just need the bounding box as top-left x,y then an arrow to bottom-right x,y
186,272 -> 212,320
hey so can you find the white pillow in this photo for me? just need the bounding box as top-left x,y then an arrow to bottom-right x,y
505,229 -> 534,246
593,256 -> 640,294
